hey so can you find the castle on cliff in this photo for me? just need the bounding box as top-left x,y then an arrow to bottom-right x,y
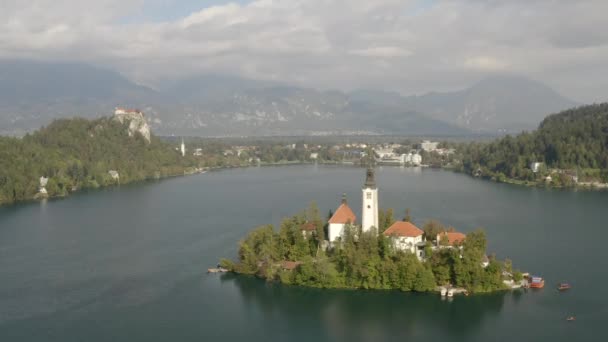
114,107 -> 151,143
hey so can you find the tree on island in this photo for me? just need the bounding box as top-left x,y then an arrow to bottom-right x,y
404,208 -> 412,222
378,208 -> 395,232
423,220 -> 445,243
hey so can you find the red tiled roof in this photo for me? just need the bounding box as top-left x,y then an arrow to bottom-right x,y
281,261 -> 302,270
383,221 -> 423,238
115,107 -> 143,114
328,203 -> 357,224
300,222 -> 316,231
437,231 -> 466,246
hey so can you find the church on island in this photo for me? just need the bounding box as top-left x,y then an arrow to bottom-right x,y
326,167 -> 464,260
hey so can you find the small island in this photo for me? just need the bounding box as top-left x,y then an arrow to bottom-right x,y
221,167 -> 524,294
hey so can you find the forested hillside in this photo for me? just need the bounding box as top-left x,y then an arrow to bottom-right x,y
0,117 -> 198,205
458,103 -> 608,185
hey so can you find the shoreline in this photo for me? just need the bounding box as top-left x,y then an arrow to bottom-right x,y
431,165 -> 608,191
4,162 -> 605,207
0,160 -> 359,207
214,270 -> 528,296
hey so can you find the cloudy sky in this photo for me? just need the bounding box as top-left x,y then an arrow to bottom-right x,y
1,0 -> 607,102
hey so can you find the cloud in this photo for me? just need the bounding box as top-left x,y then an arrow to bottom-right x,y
1,0 -> 607,102
350,46 -> 412,58
465,56 -> 509,71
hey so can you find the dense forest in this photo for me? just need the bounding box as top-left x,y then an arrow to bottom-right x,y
457,103 -> 608,185
222,204 -> 517,293
0,117 -> 199,205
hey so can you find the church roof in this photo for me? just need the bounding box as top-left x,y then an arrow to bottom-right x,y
437,231 -> 466,246
328,203 -> 357,224
383,221 -> 423,238
364,167 -> 376,188
281,261 -> 302,270
300,222 -> 316,231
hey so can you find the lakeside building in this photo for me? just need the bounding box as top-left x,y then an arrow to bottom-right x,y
436,231 -> 466,248
383,221 -> 425,260
39,176 -> 48,195
420,140 -> 439,152
300,222 -> 316,239
376,152 -> 422,166
374,148 -> 395,159
530,162 -> 543,173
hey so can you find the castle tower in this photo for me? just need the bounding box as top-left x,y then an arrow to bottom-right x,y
180,138 -> 186,157
361,167 -> 378,233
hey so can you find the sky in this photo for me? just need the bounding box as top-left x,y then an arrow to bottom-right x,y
1,0 -> 607,103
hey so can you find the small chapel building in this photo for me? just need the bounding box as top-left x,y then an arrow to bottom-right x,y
328,195 -> 357,243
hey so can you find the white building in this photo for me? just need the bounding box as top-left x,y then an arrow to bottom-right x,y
530,162 -> 543,173
399,152 -> 422,166
108,170 -> 120,181
436,231 -> 466,248
328,195 -> 357,243
383,221 -> 425,260
310,152 -> 319,160
361,168 -> 379,232
180,139 -> 186,157
374,148 -> 395,159
39,176 -> 48,194
411,153 -> 422,166
420,140 -> 439,152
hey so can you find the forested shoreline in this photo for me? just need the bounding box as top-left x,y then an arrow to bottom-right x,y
0,117 -> 199,205
453,103 -> 608,187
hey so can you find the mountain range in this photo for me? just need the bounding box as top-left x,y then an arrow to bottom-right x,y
0,59 -> 578,137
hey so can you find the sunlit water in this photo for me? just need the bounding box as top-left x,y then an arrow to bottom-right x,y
0,165 -> 606,341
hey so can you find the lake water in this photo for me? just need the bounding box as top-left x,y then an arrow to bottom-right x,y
0,165 -> 606,341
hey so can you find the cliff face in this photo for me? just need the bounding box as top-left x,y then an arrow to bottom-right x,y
114,109 -> 151,143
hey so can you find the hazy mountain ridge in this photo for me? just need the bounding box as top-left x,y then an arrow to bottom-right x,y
0,60 -> 577,136
412,76 -> 578,132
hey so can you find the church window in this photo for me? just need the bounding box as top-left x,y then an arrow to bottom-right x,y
366,192 -> 372,199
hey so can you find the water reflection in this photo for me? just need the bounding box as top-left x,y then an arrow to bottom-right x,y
224,274 -> 508,341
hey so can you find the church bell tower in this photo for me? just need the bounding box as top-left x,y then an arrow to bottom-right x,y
361,167 -> 379,233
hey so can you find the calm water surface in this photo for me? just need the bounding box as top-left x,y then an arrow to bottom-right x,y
0,165 -> 606,341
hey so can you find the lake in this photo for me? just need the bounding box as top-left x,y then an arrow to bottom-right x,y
0,165 -> 606,341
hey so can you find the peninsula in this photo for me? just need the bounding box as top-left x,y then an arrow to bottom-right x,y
222,168 -> 523,294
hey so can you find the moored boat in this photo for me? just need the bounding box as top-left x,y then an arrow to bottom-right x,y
447,289 -> 454,297
567,316 -> 576,321
558,283 -> 571,291
529,276 -> 545,288
440,288 -> 447,297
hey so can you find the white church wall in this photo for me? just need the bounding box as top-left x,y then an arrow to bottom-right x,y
328,223 -> 345,242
